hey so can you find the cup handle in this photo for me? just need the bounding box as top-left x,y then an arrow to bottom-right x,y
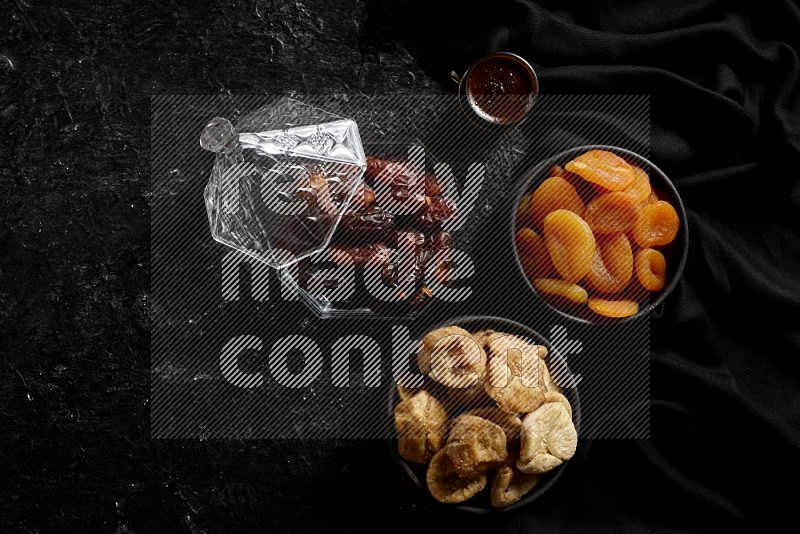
447,70 -> 463,87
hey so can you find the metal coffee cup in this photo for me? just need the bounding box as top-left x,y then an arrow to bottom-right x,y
450,52 -> 539,127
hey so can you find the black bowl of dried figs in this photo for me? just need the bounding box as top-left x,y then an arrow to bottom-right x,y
387,316 -> 581,512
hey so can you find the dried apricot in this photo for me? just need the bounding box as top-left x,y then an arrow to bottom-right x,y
548,164 -> 567,178
635,248 -> 667,291
543,210 -> 596,284
586,234 -> 634,294
623,166 -> 652,203
643,190 -> 659,205
516,192 -> 534,228
562,171 -> 597,202
549,163 -> 592,197
564,150 -> 636,191
515,228 -> 554,279
529,177 -> 585,227
587,298 -> 639,318
533,278 -> 588,304
633,200 -> 680,247
584,191 -> 642,234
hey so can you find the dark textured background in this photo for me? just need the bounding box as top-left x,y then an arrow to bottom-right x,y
150,93 -> 651,440
2,0 -> 800,532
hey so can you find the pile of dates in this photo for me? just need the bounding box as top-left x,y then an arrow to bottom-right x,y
299,155 -> 458,306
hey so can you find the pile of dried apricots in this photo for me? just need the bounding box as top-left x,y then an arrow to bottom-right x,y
515,149 -> 681,319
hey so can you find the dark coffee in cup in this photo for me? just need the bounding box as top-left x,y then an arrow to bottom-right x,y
464,52 -> 538,125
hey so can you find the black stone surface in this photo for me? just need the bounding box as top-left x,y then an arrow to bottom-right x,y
3,0 -> 800,533
0,0 -> 558,531
0,2 -> 447,532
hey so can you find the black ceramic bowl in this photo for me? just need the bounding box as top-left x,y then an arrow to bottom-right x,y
510,145 -> 689,324
387,315 -> 581,513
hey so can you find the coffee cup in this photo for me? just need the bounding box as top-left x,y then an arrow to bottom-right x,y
449,52 -> 539,127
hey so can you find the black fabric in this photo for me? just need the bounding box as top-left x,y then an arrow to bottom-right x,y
384,0 -> 800,530
2,0 -> 799,532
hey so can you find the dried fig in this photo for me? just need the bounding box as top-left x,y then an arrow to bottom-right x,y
446,415 -> 508,479
394,371 -> 425,402
397,384 -> 420,402
463,408 -> 523,446
490,454 -> 540,508
394,390 -> 448,464
517,402 -> 577,475
540,360 -> 562,394
485,372 -> 547,415
484,334 -> 548,414
426,449 -> 487,504
543,391 -> 572,418
417,326 -> 486,388
472,329 -> 497,350
485,333 -> 547,382
445,382 -> 493,410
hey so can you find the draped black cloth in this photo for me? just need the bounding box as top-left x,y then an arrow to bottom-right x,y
383,0 -> 800,530
2,0 -> 799,531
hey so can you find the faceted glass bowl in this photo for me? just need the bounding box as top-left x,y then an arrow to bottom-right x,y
202,97 -> 367,270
